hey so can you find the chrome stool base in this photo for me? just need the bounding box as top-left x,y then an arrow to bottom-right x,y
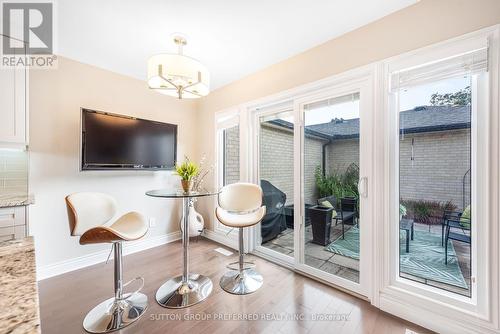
83,293 -> 148,333
156,273 -> 213,308
220,268 -> 263,295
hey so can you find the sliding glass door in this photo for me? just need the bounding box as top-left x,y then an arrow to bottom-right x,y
251,76 -> 373,297
301,93 -> 362,283
295,81 -> 372,296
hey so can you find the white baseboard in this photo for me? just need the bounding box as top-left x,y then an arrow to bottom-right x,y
37,231 -> 181,281
203,229 -> 238,250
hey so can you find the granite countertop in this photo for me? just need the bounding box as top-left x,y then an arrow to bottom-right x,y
0,193 -> 35,208
0,237 -> 40,334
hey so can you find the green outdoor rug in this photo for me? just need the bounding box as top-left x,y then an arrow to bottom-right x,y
325,226 -> 468,289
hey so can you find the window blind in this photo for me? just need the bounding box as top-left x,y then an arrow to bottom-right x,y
304,92 -> 360,111
391,48 -> 488,91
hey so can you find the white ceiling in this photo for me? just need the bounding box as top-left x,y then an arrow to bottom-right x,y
56,0 -> 418,90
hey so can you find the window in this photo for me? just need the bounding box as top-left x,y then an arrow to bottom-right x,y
390,47 -> 488,299
216,113 -> 240,189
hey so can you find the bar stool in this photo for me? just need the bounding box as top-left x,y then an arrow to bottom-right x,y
215,183 -> 266,294
65,192 -> 148,333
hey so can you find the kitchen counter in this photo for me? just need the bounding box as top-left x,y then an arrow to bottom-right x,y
0,237 -> 40,334
0,193 -> 35,208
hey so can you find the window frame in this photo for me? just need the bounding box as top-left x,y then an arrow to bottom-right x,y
378,27 -> 499,332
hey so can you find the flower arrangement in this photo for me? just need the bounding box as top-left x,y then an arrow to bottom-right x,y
175,157 -> 199,192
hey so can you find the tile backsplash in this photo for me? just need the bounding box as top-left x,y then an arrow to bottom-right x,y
0,150 -> 28,195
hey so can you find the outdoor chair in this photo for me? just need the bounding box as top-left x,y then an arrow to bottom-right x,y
444,213 -> 471,265
441,210 -> 463,246
340,197 -> 357,239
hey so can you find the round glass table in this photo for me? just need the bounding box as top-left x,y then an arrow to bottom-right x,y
145,189 -> 219,308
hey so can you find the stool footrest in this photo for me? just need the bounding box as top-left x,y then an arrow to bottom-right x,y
226,261 -> 255,271
120,276 -> 145,301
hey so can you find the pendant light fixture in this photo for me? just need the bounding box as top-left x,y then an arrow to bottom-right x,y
147,36 -> 209,99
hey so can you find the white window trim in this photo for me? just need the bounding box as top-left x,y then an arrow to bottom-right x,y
378,25 -> 500,333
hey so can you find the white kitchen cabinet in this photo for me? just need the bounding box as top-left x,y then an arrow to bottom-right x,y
0,35 -> 28,147
0,206 -> 27,242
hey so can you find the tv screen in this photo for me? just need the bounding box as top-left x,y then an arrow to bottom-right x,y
81,109 -> 177,170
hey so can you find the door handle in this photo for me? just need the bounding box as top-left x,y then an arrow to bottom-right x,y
358,177 -> 368,198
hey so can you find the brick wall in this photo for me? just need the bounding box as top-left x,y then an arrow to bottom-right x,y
327,138 -> 360,174
327,129 -> 470,209
304,136 -> 326,205
224,126 -> 240,185
259,124 -> 294,204
399,129 -> 470,209
260,123 -> 326,205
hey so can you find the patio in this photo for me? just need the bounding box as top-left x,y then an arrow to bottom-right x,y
262,221 -> 471,297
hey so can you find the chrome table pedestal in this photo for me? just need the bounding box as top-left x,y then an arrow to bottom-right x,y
146,189 -> 219,309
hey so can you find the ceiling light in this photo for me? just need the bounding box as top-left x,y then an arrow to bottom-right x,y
147,36 -> 209,99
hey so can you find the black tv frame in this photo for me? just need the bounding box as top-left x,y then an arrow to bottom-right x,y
80,108 -> 177,171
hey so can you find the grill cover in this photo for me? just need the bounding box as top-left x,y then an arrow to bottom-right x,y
260,180 -> 287,243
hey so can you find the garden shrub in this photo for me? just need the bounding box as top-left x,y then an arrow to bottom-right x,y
400,199 -> 457,225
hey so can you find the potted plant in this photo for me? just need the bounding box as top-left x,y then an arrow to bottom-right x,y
175,158 -> 199,193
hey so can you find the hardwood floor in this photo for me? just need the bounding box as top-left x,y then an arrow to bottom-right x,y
38,238 -> 432,334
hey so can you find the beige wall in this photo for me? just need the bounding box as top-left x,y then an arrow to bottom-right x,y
29,57 -> 198,270
196,0 -> 500,230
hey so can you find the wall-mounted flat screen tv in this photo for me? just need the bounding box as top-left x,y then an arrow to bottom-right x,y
81,108 -> 177,170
